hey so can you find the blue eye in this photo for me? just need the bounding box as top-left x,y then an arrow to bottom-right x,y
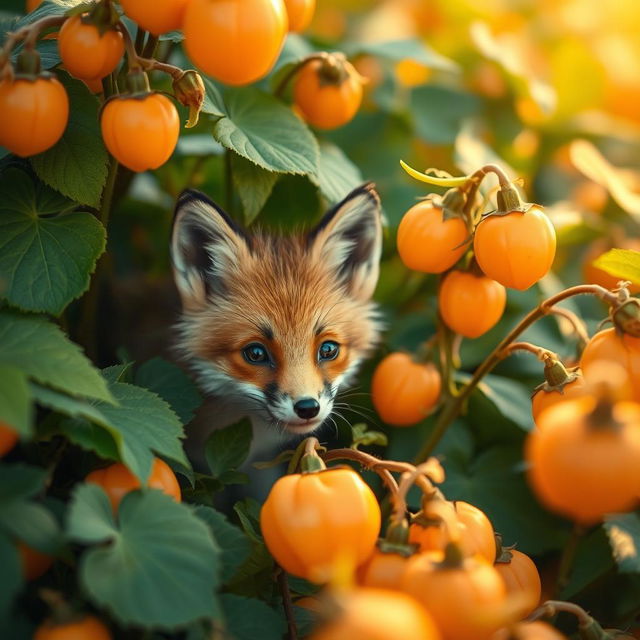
318,341 -> 340,361
243,343 -> 270,365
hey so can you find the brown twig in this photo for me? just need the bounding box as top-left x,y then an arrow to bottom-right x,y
548,306 -> 590,348
527,600 -> 593,627
277,568 -> 298,640
500,341 -> 556,361
414,284 -> 619,463
273,52 -> 331,98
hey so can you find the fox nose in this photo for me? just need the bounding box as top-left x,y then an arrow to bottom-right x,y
294,398 -> 320,420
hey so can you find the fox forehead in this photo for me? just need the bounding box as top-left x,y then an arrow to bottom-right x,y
184,233 -> 378,359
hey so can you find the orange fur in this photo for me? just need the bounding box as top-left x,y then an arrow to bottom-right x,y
171,184 -> 382,435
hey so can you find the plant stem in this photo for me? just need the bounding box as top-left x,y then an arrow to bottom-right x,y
277,568 -> 298,640
414,284 -> 618,463
548,306 -> 590,350
273,53 -> 329,98
501,341 -> 555,360
141,33 -> 158,59
528,600 -> 593,627
117,20 -> 142,71
554,525 -> 583,597
225,148 -> 234,215
76,155 -> 119,360
134,26 -> 147,53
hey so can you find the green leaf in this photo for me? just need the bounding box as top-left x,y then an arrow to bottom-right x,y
220,594 -> 286,640
0,168 -> 106,315
210,87 -> 319,175
0,501 -> 62,555
204,420 -> 252,479
193,505 -> 252,583
30,382 -> 110,427
311,140 -> 363,204
410,85 -> 480,145
346,38 -> 459,73
0,464 -> 61,555
0,365 -> 31,436
441,444 -> 568,555
231,153 -> 279,224
593,248 -> 640,285
0,463 -> 47,504
135,357 -> 202,425
561,527 -> 616,599
67,484 -> 220,629
0,533 -> 22,620
84,378 -> 188,483
0,310 -> 113,403
30,73 -> 109,207
604,512 -> 640,573
471,374 -> 535,435
201,77 -> 226,118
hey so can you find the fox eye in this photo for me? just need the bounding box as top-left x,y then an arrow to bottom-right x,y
243,343 -> 271,365
318,341 -> 340,361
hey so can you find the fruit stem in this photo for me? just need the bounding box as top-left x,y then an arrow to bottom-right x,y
322,448 -> 402,499
273,52 -> 333,99
528,599 -> 594,629
299,437 -> 327,473
392,462 -> 443,525
134,26 -> 147,54
0,15 -> 67,76
117,20 -> 143,72
437,314 -> 459,398
141,33 -> 159,59
276,567 -> 299,640
414,284 -> 620,463
500,341 -> 556,361
553,524 -> 583,597
547,306 -> 590,349
76,154 -> 119,361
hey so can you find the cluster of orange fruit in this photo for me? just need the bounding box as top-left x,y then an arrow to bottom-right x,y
0,0 -> 364,172
260,451 -> 551,640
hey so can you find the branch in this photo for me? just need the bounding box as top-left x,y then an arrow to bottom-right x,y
414,284 -> 619,463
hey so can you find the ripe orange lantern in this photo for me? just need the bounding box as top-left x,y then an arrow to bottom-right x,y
438,270 -> 506,338
119,0 -> 190,36
371,352 -> 441,426
473,203 -> 556,290
58,15 -> 124,81
18,542 -> 53,580
357,547 -> 412,591
85,458 -> 182,511
100,72 -> 180,172
580,328 -> 640,402
34,615 -> 112,640
0,52 -> 68,157
284,0 -> 316,32
183,0 -> 288,86
526,396 -> 640,523
397,196 -> 469,273
260,463 -> 381,583
0,421 -> 19,457
310,588 -> 442,640
494,542 -> 541,615
409,500 -> 496,563
293,54 -> 363,130
402,545 -> 509,640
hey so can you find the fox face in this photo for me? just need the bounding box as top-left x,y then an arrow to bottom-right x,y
170,184 -> 383,435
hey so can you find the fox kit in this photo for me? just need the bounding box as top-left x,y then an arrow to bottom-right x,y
170,183 -> 383,463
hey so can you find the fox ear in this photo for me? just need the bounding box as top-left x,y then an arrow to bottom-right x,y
171,190 -> 250,310
309,183 -> 383,301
